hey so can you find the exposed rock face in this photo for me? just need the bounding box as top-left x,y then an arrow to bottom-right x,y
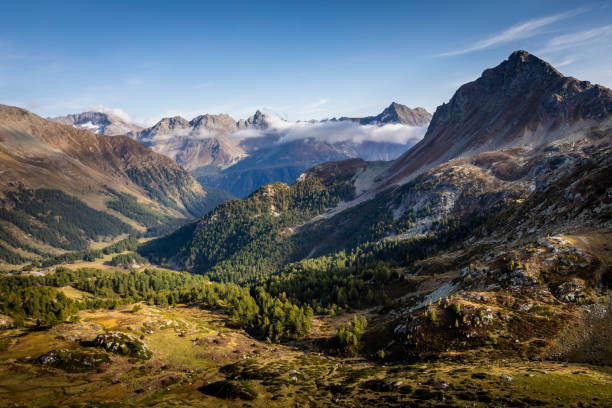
191,113 -> 239,132
385,50 -> 612,185
132,116 -> 191,143
340,102 -> 432,126
51,111 -> 143,136
130,114 -> 248,171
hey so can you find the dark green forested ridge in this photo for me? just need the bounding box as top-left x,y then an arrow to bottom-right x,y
140,175 -> 356,282
124,166 -> 232,218
0,246 -> 27,265
141,167 -> 511,288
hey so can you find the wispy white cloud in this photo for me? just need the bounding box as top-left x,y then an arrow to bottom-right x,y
438,8 -> 587,56
554,57 -> 576,67
538,25 -> 612,53
305,98 -> 328,109
144,111 -> 427,146
143,127 -> 218,143
277,120 -> 427,145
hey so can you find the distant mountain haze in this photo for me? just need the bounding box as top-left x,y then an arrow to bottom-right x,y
127,103 -> 431,196
337,102 -> 432,126
53,103 -> 431,198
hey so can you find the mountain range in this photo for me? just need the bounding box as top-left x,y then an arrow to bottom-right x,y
56,103 -> 432,198
131,103 -> 431,197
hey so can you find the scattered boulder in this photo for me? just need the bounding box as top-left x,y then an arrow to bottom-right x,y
554,279 -> 586,302
0,315 -> 14,328
38,348 -> 110,372
92,332 -> 152,360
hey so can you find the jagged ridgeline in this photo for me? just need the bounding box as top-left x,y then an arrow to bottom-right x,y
0,105 -> 231,263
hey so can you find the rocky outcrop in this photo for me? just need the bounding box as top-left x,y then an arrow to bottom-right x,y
93,332 -> 152,360
38,348 -> 110,372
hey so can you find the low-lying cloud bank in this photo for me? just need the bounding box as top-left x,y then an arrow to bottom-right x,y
141,114 -> 428,146
144,127 -> 217,143
235,116 -> 428,145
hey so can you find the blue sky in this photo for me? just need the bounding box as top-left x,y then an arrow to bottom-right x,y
1,0 -> 611,125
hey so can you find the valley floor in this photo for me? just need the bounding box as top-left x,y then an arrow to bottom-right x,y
0,303 -> 610,407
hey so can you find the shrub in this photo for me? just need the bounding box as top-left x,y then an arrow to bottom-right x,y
199,380 -> 258,400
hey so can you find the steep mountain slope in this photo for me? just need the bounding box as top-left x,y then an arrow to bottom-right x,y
141,158 -> 366,281
384,50 -> 612,185
0,105 -> 229,260
51,111 -> 143,136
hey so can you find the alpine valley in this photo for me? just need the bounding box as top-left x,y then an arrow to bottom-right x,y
1,51 -> 611,408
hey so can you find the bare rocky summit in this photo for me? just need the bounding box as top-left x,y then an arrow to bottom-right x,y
339,102 -> 432,126
385,50 -> 612,185
51,111 -> 143,136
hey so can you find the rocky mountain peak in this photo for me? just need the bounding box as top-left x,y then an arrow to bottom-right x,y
384,51 -> 612,185
338,103 -> 432,126
190,113 -> 237,132
238,110 -> 268,129
50,110 -> 143,136
154,116 -> 190,131
376,102 -> 432,126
